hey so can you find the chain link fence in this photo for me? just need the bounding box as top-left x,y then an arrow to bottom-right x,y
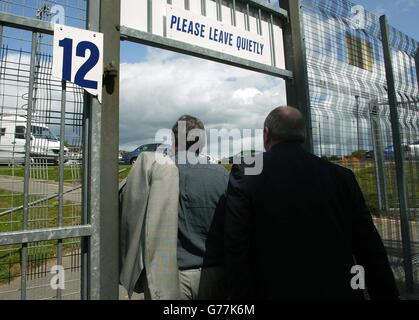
302,0 -> 419,294
0,0 -> 87,300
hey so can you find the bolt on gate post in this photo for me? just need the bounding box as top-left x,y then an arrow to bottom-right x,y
86,0 -> 121,300
415,48 -> 419,88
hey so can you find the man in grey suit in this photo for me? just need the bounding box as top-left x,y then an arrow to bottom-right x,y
120,151 -> 180,300
172,115 -> 229,300
120,115 -> 228,300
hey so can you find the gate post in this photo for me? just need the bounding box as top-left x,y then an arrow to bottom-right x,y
380,15 -> 414,294
415,48 -> 419,88
280,0 -> 313,153
86,0 -> 121,300
368,100 -> 389,212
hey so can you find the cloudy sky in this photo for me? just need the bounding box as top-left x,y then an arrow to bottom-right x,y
360,0 -> 419,40
118,1 -> 284,158
3,0 -> 416,159
119,44 -> 286,157
119,0 -> 419,157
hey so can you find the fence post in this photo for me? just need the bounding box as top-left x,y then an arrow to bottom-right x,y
380,15 -> 414,294
415,48 -> 419,88
280,0 -> 313,153
20,31 -> 38,301
86,0 -> 121,300
368,100 -> 388,212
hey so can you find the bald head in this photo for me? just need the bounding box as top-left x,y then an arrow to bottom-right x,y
264,106 -> 306,150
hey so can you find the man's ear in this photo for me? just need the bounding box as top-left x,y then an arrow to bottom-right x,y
264,127 -> 269,140
263,127 -> 270,150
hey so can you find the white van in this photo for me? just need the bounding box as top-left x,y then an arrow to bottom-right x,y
0,115 -> 68,165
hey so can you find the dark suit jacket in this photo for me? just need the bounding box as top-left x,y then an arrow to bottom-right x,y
225,142 -> 399,300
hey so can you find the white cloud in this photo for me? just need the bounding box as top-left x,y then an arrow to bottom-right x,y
119,47 -> 287,156
395,0 -> 419,12
372,5 -> 386,16
232,88 -> 262,105
395,0 -> 419,7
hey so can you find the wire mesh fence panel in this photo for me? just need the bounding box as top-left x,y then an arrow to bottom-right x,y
398,99 -> 419,286
405,125 -> 419,285
301,0 -> 419,293
0,0 -> 86,28
0,0 -> 87,300
0,238 -> 81,300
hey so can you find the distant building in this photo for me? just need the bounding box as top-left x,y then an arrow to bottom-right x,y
301,0 -> 419,156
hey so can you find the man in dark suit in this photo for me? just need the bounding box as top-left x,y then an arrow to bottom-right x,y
224,106 -> 399,300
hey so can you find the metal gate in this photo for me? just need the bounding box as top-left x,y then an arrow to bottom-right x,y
0,0 -> 301,300
0,0 -> 417,300
0,0 -> 106,300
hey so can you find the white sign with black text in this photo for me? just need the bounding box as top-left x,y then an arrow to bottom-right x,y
166,5 -> 270,65
52,24 -> 104,102
120,0 -> 286,68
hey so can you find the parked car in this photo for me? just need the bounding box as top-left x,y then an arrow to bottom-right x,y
65,159 -> 82,166
122,143 -> 170,165
361,144 -> 416,161
406,141 -> 419,159
383,144 -> 411,160
362,150 -> 374,160
0,115 -> 68,165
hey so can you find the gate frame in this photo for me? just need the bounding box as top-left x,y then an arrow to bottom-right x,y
0,1 -> 122,300
2,0 -> 418,300
415,48 -> 419,88
280,0 -> 313,153
86,0 -> 121,300
0,11 -> 96,300
104,0 -> 304,300
0,0 -> 313,300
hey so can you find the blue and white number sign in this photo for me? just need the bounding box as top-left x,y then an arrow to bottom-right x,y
52,25 -> 104,102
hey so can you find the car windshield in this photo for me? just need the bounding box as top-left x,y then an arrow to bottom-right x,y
31,126 -> 58,140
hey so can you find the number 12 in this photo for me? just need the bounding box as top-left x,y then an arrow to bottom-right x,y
59,37 -> 100,89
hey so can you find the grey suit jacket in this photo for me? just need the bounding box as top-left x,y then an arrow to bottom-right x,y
120,152 -> 180,300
